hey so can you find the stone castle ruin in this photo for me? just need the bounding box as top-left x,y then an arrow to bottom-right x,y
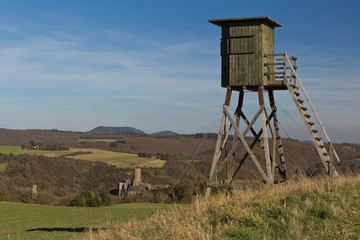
117,168 -> 151,196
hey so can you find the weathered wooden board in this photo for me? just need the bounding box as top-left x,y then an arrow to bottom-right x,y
210,17 -> 281,88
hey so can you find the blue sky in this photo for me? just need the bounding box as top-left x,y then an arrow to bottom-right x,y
0,0 -> 359,143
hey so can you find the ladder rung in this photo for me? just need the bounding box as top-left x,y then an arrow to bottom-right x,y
294,92 -> 300,96
322,152 -> 328,156
286,66 -> 298,70
301,106 -> 307,111
304,114 -> 311,118
264,62 -> 285,66
276,58 -> 285,61
265,53 -> 285,57
312,129 -> 318,133
278,144 -> 283,148
265,72 -> 286,76
308,122 -> 315,126
319,145 -> 325,148
315,137 -> 321,141
297,99 -> 304,103
276,67 -> 284,70
276,136 -> 281,140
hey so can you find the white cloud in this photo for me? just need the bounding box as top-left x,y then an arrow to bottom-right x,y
0,23 -> 358,142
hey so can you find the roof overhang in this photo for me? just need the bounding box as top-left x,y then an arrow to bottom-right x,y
208,16 -> 283,28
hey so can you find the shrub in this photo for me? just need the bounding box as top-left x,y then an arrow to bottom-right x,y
138,152 -> 153,158
70,189 -> 111,207
19,191 -> 33,203
0,186 -> 9,201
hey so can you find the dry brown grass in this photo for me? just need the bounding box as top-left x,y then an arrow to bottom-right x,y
79,174 -> 360,240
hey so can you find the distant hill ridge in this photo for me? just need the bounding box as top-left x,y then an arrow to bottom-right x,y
88,126 -> 146,135
150,131 -> 179,137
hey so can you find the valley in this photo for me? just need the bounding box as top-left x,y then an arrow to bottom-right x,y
0,127 -> 359,240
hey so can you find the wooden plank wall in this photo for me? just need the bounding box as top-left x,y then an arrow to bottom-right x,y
220,21 -> 275,87
261,23 -> 275,84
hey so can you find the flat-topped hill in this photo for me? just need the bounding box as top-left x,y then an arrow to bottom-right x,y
87,126 -> 146,135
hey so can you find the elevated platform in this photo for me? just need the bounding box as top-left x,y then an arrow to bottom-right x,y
229,81 -> 288,91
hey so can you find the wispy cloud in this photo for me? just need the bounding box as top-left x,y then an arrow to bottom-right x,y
0,23 -> 225,132
0,21 -> 358,141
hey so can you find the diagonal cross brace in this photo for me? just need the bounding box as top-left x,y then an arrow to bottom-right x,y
209,106 -> 266,182
223,106 -> 269,182
230,110 -> 276,182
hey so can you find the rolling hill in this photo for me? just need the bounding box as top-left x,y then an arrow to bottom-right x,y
150,131 -> 179,137
87,126 -> 146,135
0,127 -> 359,207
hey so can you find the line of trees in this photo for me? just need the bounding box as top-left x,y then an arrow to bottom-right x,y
21,140 -> 69,151
138,152 -> 176,160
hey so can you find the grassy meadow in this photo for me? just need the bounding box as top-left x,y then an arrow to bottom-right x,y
0,202 -> 172,240
0,145 -> 22,155
0,146 -> 166,168
81,174 -> 360,240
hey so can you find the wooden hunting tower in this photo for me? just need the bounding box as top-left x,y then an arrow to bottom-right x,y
206,17 -> 340,197
209,17 -> 283,89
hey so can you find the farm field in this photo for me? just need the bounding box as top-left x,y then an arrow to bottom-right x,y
0,145 -> 22,155
0,201 -> 173,240
0,146 -> 166,168
70,148 -> 166,168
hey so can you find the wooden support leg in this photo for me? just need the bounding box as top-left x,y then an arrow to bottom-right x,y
206,89 -> 232,198
222,106 -> 269,183
258,88 -> 272,184
209,106 -> 273,183
207,89 -> 285,197
268,90 -> 287,180
228,91 -> 244,181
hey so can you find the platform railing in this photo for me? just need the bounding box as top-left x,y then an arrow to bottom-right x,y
264,53 -> 340,166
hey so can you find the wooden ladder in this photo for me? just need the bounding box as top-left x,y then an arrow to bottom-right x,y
266,54 -> 340,176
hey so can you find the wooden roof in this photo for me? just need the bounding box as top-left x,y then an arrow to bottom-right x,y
208,16 -> 283,28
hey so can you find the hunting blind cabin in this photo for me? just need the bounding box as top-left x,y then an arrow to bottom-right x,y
206,17 -> 340,197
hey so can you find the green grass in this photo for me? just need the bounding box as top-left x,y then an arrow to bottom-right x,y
0,202 -> 172,240
0,146 -> 21,149
222,178 -> 360,240
86,175 -> 360,240
0,149 -> 23,154
0,146 -> 22,155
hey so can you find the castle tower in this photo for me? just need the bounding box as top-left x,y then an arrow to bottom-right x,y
133,168 -> 141,187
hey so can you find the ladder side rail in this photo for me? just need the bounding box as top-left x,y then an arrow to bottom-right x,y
284,54 -> 340,163
284,77 -> 330,172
